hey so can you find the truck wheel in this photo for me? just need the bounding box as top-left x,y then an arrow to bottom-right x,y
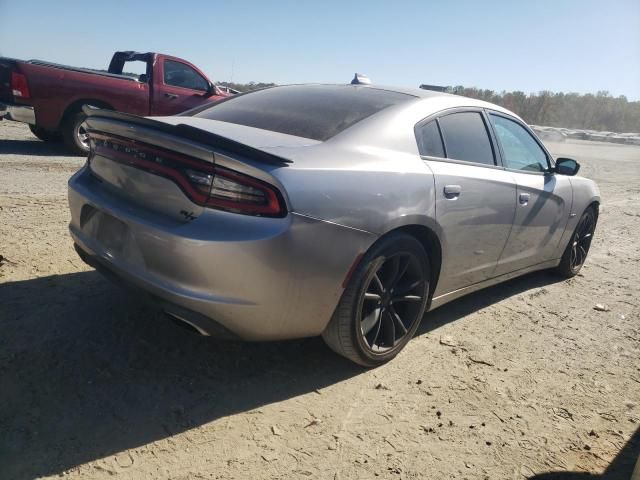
29,124 -> 62,143
62,111 -> 90,156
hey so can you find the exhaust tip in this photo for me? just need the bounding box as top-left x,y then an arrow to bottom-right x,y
166,312 -> 211,336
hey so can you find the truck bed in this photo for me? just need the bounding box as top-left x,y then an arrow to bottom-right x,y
26,59 -> 140,82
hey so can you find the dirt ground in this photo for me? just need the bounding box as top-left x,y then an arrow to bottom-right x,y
1,120 -> 639,480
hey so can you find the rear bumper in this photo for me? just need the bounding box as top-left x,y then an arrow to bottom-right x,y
74,242 -> 239,339
0,101 -> 35,124
68,166 -> 375,341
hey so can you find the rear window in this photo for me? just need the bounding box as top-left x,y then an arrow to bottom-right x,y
191,85 -> 414,141
438,112 -> 495,165
416,120 -> 445,157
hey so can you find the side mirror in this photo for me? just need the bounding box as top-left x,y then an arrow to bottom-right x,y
204,82 -> 218,97
554,157 -> 580,176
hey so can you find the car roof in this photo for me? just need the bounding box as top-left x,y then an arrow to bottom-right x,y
270,83 -> 521,120
362,84 -> 518,114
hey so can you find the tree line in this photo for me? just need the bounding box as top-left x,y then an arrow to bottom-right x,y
217,81 -> 640,133
218,81 -> 277,93
439,87 -> 639,133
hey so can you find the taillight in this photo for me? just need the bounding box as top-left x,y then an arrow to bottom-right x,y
200,167 -> 284,216
90,133 -> 287,217
11,72 -> 30,98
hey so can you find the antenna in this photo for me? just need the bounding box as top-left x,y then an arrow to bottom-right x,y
351,73 -> 371,85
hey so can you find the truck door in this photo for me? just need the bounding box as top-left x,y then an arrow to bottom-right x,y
151,58 -> 213,116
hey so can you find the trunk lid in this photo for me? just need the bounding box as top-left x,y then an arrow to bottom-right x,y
83,108 -> 295,222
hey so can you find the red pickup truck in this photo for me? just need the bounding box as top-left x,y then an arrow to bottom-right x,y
0,51 -> 230,154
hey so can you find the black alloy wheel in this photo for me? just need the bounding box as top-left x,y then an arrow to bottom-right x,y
322,233 -> 430,367
358,253 -> 425,352
569,208 -> 596,273
556,206 -> 597,277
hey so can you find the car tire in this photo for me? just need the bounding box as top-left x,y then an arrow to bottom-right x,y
62,111 -> 90,156
322,233 -> 430,367
29,124 -> 62,143
555,206 -> 598,278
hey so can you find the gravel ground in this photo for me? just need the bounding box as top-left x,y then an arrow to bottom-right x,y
1,121 -> 639,480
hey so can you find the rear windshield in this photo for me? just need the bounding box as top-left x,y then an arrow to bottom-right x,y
191,85 -> 415,141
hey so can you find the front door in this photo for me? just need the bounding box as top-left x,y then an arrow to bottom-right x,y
151,59 -> 212,116
488,112 -> 571,275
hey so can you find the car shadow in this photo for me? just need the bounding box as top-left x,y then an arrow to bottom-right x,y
528,426 -> 639,479
0,268 -> 597,478
0,139 -> 70,156
418,269 -> 565,335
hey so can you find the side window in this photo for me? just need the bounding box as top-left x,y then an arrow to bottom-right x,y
490,114 -> 549,172
163,60 -> 208,91
438,112 -> 495,165
122,60 -> 148,82
416,120 -> 445,157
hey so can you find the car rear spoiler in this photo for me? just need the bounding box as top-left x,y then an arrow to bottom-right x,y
82,106 -> 293,166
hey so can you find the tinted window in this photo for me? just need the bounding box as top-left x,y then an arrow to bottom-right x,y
438,112 -> 495,165
490,114 -> 549,172
192,85 -> 414,141
164,60 -> 208,91
416,120 -> 445,157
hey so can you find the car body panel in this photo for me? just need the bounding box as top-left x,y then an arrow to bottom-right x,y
494,172 -> 572,276
69,166 -> 375,340
426,159 -> 516,295
555,175 -> 601,253
67,84 -> 600,341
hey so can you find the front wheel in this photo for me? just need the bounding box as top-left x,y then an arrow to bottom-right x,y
555,206 -> 597,277
322,233 -> 430,367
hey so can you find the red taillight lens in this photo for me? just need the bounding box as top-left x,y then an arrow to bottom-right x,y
204,167 -> 284,216
90,133 -> 286,217
10,72 -> 30,98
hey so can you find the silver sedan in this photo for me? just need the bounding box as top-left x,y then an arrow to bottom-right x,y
67,84 -> 600,366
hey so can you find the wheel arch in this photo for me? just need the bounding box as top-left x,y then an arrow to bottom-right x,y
380,223 -> 443,306
60,99 -> 114,125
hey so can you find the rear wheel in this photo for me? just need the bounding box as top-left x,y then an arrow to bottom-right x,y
322,233 -> 430,367
62,111 -> 90,155
555,206 -> 597,277
29,124 -> 62,142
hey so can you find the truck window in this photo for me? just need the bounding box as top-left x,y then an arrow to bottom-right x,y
123,60 -> 148,81
164,60 -> 208,91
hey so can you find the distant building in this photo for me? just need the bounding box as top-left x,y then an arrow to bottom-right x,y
419,84 -> 448,92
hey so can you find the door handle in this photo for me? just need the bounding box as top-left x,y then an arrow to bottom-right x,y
165,93 -> 178,99
443,184 -> 461,199
519,193 -> 530,205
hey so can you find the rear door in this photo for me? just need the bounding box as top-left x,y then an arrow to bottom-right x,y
417,110 -> 517,296
151,58 -> 211,116
488,112 -> 571,275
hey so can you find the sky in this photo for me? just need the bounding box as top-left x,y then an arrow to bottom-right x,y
1,0 -> 639,99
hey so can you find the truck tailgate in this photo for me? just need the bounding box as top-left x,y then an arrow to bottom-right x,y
0,58 -> 18,103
